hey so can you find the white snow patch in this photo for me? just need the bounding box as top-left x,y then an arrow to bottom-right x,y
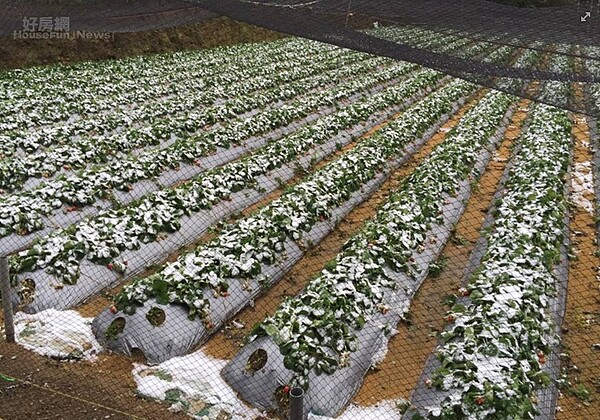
371,326 -> 399,368
133,350 -> 403,419
133,349 -> 266,419
308,400 -> 401,420
13,309 -> 101,361
571,161 -> 595,214
492,151 -> 506,162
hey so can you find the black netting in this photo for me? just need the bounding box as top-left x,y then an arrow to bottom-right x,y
0,1 -> 217,34
2,0 -> 600,112
2,2 -> 600,420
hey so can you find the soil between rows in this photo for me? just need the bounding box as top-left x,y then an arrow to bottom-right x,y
555,107 -> 600,419
200,89 -> 485,379
349,96 -> 530,406
0,84 -> 481,420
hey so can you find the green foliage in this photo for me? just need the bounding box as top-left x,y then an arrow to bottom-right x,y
429,256 -> 448,278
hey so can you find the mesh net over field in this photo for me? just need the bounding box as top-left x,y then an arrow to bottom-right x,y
2,0 -> 600,112
1,2 -> 600,420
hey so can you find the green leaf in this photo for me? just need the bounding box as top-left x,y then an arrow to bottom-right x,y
164,388 -> 182,404
0,373 -> 15,382
153,278 -> 170,305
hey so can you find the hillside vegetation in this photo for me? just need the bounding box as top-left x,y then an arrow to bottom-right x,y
0,16 -> 284,70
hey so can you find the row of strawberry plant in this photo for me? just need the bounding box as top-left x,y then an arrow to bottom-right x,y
386,27 -> 517,66
0,59 -> 423,246
376,26 -> 465,51
0,43 -> 355,159
0,51 -> 379,190
221,87 -> 517,418
481,45 -> 515,64
0,37 -> 313,104
376,26 -> 498,61
2,39 -> 317,132
9,68 -> 445,312
0,37 -> 336,132
513,46 -> 543,69
584,47 -> 600,114
411,96 -> 571,419
0,28 -> 481,158
542,48 -> 575,108
90,79 -> 476,364
3,25 -> 469,131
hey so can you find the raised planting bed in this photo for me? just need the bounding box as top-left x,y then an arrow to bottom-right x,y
406,84 -> 572,419
91,79 -> 476,364
8,69 -> 445,313
221,86 -> 518,418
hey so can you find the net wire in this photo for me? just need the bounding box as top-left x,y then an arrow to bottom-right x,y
1,2 -> 600,420
2,0 -> 600,113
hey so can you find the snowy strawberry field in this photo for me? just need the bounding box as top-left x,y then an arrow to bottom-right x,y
408,85 -> 572,420
1,26 -> 595,420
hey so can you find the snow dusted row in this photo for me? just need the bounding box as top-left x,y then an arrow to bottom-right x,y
91,78 -> 476,363
1,26 -> 449,155
0,45 -> 338,157
585,48 -> 600,113
222,87 -> 517,417
0,59 -> 418,244
0,37 -> 337,139
542,48 -> 575,109
9,68 -> 444,312
512,46 -> 543,70
378,26 -> 473,55
0,30 -> 496,245
0,48 -> 371,190
412,98 -> 571,419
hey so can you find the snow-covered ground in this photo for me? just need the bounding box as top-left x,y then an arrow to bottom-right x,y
571,161 -> 595,214
6,308 -> 403,419
133,350 -> 266,420
308,401 -> 402,420
133,348 -> 404,420
12,309 -> 101,361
